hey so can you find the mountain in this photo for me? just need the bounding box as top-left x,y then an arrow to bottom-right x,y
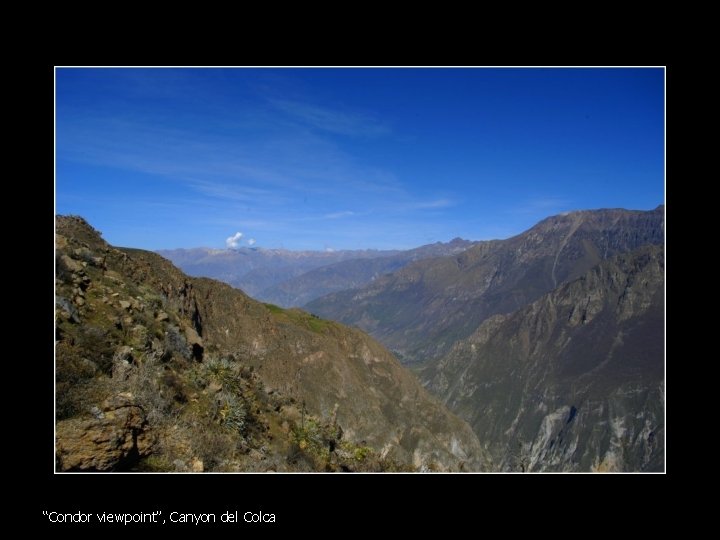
158,239 -> 474,308
307,207 -> 664,365
157,246 -> 400,298
259,238 -> 474,307
56,216 -> 489,472
422,245 -> 664,471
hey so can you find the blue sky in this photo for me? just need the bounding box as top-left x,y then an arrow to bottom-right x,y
56,68 -> 664,250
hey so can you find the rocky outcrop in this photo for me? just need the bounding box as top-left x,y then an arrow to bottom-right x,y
422,246 -> 664,471
56,393 -> 154,471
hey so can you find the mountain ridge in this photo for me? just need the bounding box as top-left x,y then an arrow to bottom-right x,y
259,237 -> 475,307
158,238 -> 475,306
307,206 -> 664,365
157,246 -> 401,297
55,216 -> 489,472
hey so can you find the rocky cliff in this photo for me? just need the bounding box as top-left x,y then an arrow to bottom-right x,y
422,245 -> 664,471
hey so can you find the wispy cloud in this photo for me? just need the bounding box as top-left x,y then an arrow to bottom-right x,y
377,198 -> 456,213
324,211 -> 355,219
58,115 -> 401,200
187,178 -> 289,205
269,99 -> 390,137
511,196 -> 572,215
409,198 -> 455,210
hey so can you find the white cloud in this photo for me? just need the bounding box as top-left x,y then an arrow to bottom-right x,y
226,231 -> 243,249
247,238 -> 256,246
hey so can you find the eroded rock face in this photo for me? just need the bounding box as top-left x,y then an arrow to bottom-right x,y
56,393 -> 153,471
423,246 -> 664,472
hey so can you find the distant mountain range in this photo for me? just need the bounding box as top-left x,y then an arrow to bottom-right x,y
158,239 -> 474,307
156,246 -> 400,299
259,238 -> 473,307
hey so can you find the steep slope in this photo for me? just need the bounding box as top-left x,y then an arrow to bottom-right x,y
157,246 -> 399,298
423,245 -> 664,472
260,238 -> 474,307
308,206 -> 663,365
56,216 -> 488,472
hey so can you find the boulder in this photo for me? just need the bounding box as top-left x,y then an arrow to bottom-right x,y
112,346 -> 134,380
56,393 -> 153,471
184,326 -> 204,360
60,254 -> 83,273
56,296 -> 80,324
184,325 -> 203,347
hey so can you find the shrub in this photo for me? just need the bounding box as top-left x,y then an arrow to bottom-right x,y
193,429 -> 236,470
216,391 -> 246,434
135,455 -> 174,472
73,325 -> 116,375
204,356 -> 242,394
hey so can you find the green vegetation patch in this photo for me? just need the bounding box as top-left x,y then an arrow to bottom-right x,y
263,302 -> 285,314
264,304 -> 332,334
